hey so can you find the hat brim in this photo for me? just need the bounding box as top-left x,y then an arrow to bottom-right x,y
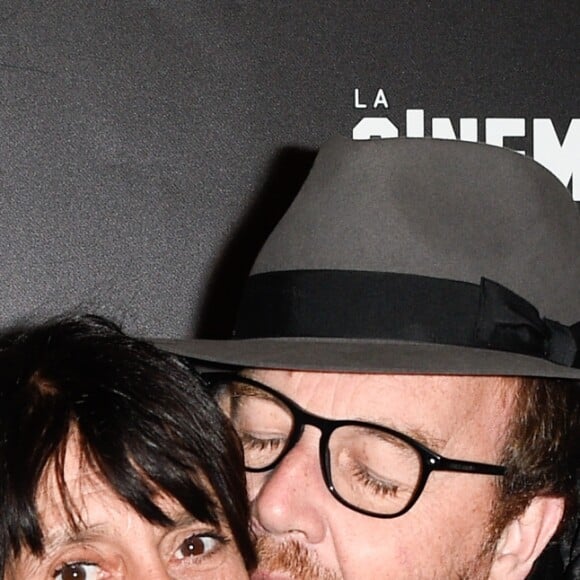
152,337 -> 580,379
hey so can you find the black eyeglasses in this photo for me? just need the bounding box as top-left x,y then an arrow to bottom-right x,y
203,372 -> 506,518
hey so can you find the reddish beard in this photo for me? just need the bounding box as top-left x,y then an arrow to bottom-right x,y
253,533 -> 497,580
254,536 -> 341,580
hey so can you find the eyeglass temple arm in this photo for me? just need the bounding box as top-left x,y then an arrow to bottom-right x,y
433,456 -> 506,476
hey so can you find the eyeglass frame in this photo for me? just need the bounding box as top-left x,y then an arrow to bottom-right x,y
202,372 -> 507,519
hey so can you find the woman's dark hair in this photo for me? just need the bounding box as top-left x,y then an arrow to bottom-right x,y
0,314 -> 256,575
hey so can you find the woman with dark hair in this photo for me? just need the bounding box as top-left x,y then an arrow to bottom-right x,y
0,315 -> 256,579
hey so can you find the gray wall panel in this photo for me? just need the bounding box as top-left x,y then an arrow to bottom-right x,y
0,1 -> 577,337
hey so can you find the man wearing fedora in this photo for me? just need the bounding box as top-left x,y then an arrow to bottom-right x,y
158,137 -> 580,579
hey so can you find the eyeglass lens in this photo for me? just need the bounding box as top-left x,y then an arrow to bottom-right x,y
216,379 -> 425,516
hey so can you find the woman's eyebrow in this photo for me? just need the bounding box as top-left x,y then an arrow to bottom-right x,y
42,523 -> 110,555
166,512 -> 201,528
164,508 -> 226,531
41,510 -> 213,556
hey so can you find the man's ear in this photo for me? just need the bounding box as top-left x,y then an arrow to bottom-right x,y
490,495 -> 564,580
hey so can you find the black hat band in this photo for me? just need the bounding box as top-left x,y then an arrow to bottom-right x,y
234,270 -> 580,369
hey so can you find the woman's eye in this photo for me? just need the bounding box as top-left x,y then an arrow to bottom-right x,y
54,562 -> 101,580
174,534 -> 221,560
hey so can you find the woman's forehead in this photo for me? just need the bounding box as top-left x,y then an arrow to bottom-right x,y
35,435 -> 191,535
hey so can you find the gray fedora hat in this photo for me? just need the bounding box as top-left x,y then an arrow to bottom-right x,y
156,136 -> 580,378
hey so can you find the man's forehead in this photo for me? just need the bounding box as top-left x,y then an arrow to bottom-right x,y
247,368 -> 517,397
246,369 -> 517,443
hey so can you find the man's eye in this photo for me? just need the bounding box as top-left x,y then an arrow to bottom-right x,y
352,465 -> 400,497
174,534 -> 222,560
54,562 -> 101,580
239,431 -> 286,451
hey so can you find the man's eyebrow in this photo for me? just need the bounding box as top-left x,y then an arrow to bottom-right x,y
229,379 -> 277,400
237,374 -> 446,451
407,428 -> 446,453
356,418 -> 447,453
236,390 -> 443,452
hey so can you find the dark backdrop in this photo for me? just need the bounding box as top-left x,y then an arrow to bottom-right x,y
0,2 -> 578,576
1,1 -> 578,339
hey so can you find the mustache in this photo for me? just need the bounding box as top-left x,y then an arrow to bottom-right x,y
255,536 -> 341,580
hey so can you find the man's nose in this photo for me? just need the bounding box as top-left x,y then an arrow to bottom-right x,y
250,431 -> 327,544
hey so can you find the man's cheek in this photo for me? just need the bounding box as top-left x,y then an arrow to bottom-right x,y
247,472 -> 266,501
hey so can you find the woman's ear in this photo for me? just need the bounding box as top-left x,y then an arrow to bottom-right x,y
490,495 -> 564,579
